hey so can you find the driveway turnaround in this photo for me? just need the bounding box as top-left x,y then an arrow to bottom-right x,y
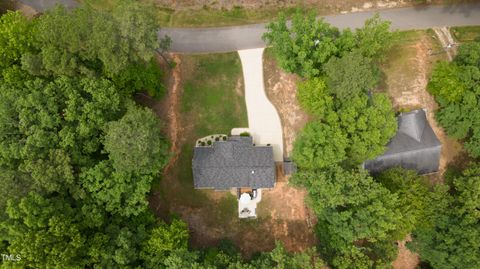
160,3 -> 480,53
238,48 -> 284,162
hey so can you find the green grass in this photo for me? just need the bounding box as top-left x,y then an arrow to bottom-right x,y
163,6 -> 300,27
77,0 -> 314,27
177,53 -> 247,191
451,26 -> 480,43
380,30 -> 446,111
158,52 -> 247,226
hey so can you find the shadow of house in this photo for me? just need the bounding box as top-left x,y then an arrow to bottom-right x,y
364,109 -> 441,175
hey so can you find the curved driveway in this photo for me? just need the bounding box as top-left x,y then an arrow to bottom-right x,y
238,49 -> 284,162
160,3 -> 480,53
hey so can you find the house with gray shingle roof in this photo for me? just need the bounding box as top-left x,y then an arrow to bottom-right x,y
364,109 -> 442,175
192,135 -> 276,190
192,134 -> 276,219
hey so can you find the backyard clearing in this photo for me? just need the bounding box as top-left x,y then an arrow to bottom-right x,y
381,30 -> 463,177
146,52 -> 316,257
263,49 -> 309,156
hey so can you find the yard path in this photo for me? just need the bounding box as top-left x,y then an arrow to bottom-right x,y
238,48 -> 284,162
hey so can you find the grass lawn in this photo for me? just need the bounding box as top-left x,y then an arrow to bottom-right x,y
451,26 -> 480,43
380,30 -> 446,111
151,53 -> 275,253
159,53 -> 247,209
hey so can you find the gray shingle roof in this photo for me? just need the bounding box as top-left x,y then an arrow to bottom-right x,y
192,136 -> 276,189
364,109 -> 442,174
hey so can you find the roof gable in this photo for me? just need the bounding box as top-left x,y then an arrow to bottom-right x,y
192,136 -> 275,189
365,109 -> 442,174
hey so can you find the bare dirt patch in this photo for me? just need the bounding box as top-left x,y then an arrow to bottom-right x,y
392,236 -> 420,269
263,50 -> 309,156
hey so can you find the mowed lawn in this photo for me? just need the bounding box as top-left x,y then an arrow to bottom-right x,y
151,53 -> 272,251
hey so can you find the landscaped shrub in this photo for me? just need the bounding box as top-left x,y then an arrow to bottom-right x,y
240,132 -> 250,137
201,141 -> 206,146
222,136 -> 227,141
207,140 -> 212,145
215,137 -> 220,141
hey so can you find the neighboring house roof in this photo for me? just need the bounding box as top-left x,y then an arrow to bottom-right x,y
364,109 -> 442,174
192,135 -> 276,190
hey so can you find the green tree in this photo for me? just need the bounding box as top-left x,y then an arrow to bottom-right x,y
22,2 -> 160,77
0,11 -> 34,71
297,77 -> 334,119
141,219 -> 189,268
2,193 -> 88,268
409,165 -> 480,268
0,169 -> 32,221
104,104 -> 170,175
292,121 -> 348,169
354,13 -> 397,60
376,167 -> 431,240
428,41 -> 480,158
338,93 -> 397,165
324,50 -> 381,99
427,61 -> 466,105
80,161 -> 153,217
263,10 -> 341,77
292,167 -> 402,268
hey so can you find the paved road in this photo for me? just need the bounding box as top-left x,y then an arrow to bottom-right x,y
19,0 -> 78,11
160,3 -> 480,53
238,49 -> 284,162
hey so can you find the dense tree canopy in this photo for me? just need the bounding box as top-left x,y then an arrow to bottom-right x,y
428,41 -> 480,157
0,11 -> 33,71
375,168 -> 431,240
408,165 -> 480,268
324,50 -> 381,100
292,121 -> 348,169
263,11 -> 396,78
294,86 -> 396,169
22,3 -> 158,77
0,5 -> 180,268
292,167 -> 403,268
104,104 -> 170,175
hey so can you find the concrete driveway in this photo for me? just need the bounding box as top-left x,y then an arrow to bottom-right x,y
238,48 -> 283,162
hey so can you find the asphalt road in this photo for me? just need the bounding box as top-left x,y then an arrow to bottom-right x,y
19,0 -> 78,11
159,3 -> 480,53
16,1 -> 480,54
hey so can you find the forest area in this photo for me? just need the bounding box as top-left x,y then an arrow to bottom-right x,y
264,10 -> 480,269
0,1 -> 479,269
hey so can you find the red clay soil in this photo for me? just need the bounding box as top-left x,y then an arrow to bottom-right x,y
263,51 -> 310,156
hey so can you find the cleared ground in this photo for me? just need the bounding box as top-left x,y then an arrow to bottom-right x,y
380,30 -> 464,178
263,49 -> 309,156
143,53 -> 316,257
